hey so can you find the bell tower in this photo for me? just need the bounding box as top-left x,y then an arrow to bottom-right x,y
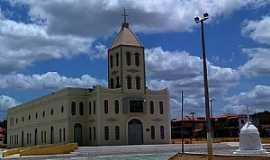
108,9 -> 145,94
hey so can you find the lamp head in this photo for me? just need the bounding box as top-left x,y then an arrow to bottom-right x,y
194,16 -> 200,23
203,13 -> 209,19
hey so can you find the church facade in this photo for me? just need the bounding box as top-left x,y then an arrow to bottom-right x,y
7,20 -> 171,147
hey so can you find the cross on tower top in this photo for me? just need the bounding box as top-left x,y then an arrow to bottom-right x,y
122,8 -> 129,28
122,8 -> 128,23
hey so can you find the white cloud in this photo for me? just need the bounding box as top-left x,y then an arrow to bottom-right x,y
0,72 -> 106,90
146,47 -> 239,93
240,15 -> 270,77
0,15 -> 94,73
90,44 -> 108,59
145,47 -> 240,118
146,48 -> 201,80
240,48 -> 270,76
0,95 -> 19,120
0,0 -> 269,73
0,95 -> 18,109
11,0 -> 270,35
225,85 -> 270,114
242,16 -> 270,45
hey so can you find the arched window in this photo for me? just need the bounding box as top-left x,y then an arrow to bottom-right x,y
104,100 -> 108,114
44,131 -> 47,144
116,53 -> 119,66
110,78 -> 114,88
150,101 -> 154,114
59,128 -> 62,142
79,102 -> 84,115
127,76 -> 132,89
71,102 -> 76,115
93,101 -> 96,114
30,133 -> 31,144
21,131 -> 24,146
63,128 -> 66,142
115,126 -> 120,140
28,114 -> 31,120
61,105 -> 64,113
93,127 -> 96,140
116,76 -> 120,88
104,126 -> 109,140
35,113 -> 38,119
89,127 -> 92,141
50,109 -> 54,115
160,126 -> 165,139
26,134 -> 28,145
41,131 -> 43,144
115,100 -> 119,114
159,101 -> 164,114
110,55 -> 113,68
136,76 -> 141,90
135,53 -> 140,66
126,52 -> 131,66
151,126 -> 155,140
89,101 -> 92,114
50,126 -> 54,144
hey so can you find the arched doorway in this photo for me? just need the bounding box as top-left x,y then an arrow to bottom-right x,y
74,123 -> 83,145
128,119 -> 143,145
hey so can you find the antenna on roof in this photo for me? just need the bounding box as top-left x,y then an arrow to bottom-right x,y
122,8 -> 129,28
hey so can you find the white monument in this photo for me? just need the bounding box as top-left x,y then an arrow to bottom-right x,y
234,121 -> 269,155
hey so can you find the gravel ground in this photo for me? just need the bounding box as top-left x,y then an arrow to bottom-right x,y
170,153 -> 270,160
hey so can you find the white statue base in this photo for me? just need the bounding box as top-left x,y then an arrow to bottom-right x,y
233,121 -> 269,155
233,149 -> 269,155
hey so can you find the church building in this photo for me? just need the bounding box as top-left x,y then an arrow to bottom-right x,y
7,16 -> 171,147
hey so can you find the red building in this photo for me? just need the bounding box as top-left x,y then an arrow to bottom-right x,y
0,127 -> 6,146
171,114 -> 248,139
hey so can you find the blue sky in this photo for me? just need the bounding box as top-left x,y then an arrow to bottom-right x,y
0,0 -> 270,120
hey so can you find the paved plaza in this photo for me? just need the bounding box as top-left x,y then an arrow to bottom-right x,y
6,143 -> 244,159
76,143 -> 237,156
4,143 -> 270,159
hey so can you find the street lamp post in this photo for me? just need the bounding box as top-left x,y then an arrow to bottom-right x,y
194,13 -> 213,160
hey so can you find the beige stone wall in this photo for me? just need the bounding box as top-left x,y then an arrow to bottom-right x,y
7,88 -> 90,147
108,45 -> 145,94
68,89 -> 97,146
94,86 -> 170,145
7,85 -> 170,147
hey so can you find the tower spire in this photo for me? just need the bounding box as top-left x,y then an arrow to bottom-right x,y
122,8 -> 129,28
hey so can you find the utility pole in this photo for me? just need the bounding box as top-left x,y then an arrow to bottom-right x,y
190,112 -> 195,143
210,98 -> 215,139
194,13 -> 213,160
210,98 -> 214,118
